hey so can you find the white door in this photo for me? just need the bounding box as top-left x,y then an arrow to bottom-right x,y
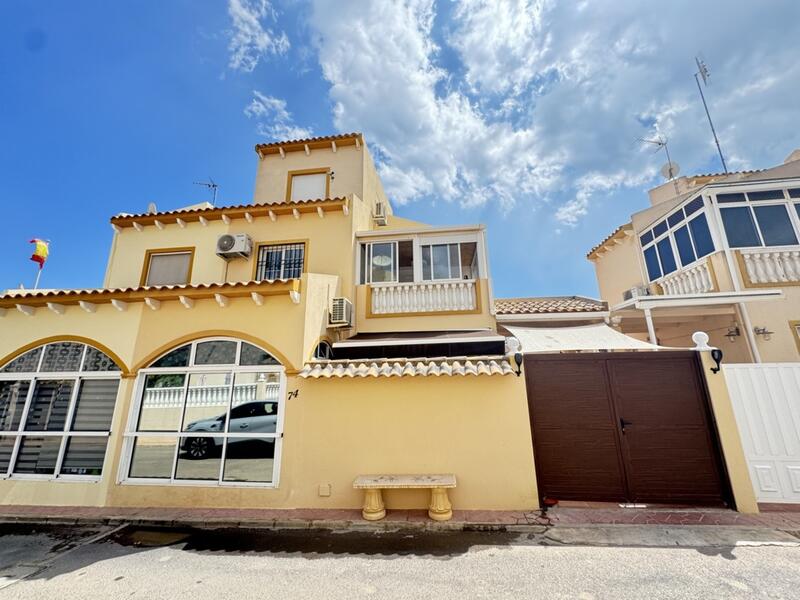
724,363 -> 800,503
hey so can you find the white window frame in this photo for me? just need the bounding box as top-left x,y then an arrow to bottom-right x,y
713,188 -> 800,250
119,337 -> 286,489
0,343 -> 122,483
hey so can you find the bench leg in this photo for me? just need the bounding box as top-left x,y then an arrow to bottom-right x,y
428,487 -> 453,521
362,489 -> 386,521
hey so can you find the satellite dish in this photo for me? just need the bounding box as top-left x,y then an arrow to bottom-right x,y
660,161 -> 680,180
147,202 -> 158,214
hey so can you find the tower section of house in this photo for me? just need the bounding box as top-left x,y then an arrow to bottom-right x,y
588,150 -> 800,363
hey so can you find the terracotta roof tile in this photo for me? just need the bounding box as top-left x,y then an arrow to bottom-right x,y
586,223 -> 633,258
255,132 -> 363,155
494,296 -> 607,315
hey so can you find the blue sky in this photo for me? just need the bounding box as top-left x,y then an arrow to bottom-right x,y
3,1 -> 800,299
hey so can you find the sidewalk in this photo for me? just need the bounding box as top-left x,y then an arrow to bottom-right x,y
2,503 -> 800,532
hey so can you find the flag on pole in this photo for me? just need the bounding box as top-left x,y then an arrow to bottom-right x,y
29,239 -> 49,270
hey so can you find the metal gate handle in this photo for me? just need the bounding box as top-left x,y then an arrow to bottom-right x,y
619,418 -> 633,433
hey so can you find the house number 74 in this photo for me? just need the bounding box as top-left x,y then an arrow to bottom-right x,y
287,390 -> 299,400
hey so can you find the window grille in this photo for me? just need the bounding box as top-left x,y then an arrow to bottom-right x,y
255,243 -> 305,280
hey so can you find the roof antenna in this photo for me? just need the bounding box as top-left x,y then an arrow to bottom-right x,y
639,136 -> 681,196
694,56 -> 728,174
193,178 -> 219,206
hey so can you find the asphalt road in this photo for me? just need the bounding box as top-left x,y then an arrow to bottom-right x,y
1,524 -> 799,599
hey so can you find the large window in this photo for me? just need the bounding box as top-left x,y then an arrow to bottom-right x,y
715,188 -> 800,248
287,170 -> 329,202
639,196 -> 716,283
255,243 -> 305,280
123,338 -> 285,487
360,241 -> 413,284
142,249 -> 193,286
421,242 -> 478,281
0,342 -> 121,480
359,238 -> 480,284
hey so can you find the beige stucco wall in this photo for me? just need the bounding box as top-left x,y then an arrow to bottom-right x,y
592,234 -> 644,305
744,287 -> 800,362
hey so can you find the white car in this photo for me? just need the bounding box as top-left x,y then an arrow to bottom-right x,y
181,401 -> 277,459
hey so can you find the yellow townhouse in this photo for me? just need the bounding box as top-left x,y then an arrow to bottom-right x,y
588,149 -> 800,363
0,133 -> 539,516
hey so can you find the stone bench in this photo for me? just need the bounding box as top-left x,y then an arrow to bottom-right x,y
353,474 -> 457,521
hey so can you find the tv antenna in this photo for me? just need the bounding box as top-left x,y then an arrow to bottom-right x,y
639,136 -> 680,194
694,57 -> 728,174
193,178 -> 219,206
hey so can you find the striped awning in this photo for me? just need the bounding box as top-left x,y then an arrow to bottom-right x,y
298,356 -> 515,378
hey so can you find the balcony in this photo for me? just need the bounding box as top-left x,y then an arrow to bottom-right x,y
738,247 -> 800,285
369,280 -> 478,315
660,258 -> 716,295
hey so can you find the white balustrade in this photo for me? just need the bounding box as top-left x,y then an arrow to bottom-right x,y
740,248 -> 800,284
660,260 -> 715,295
370,280 -> 477,314
142,383 -> 280,409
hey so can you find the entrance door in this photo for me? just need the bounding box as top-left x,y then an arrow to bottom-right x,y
525,351 -> 728,505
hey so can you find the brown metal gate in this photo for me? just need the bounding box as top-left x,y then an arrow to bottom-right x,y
525,351 -> 729,505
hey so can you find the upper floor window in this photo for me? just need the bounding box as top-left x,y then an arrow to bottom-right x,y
142,249 -> 193,287
255,243 -> 305,281
715,189 -> 800,249
287,169 -> 329,202
359,237 -> 480,284
639,197 -> 715,282
0,342 -> 122,481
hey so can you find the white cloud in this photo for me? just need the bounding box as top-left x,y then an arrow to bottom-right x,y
302,0 -> 800,225
227,0 -> 289,72
244,91 -> 312,140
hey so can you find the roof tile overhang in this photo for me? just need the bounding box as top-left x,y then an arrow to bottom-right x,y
0,279 -> 300,313
586,223 -> 634,259
299,356 -> 515,378
495,296 -> 608,316
255,132 -> 363,157
110,197 -> 349,230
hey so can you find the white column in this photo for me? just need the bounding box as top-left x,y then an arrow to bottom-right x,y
643,308 -> 658,346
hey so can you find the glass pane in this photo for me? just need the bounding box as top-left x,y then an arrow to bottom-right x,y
194,341 -> 237,365
796,204 -> 800,220
72,379 -> 119,431
753,205 -> 798,246
460,242 -> 478,279
183,372 -> 230,432
290,172 -> 326,201
25,380 -> 73,431
369,243 -> 395,283
448,244 -> 460,279
151,345 -> 190,368
40,343 -> 84,372
721,207 -> 761,248
652,221 -> 668,238
397,241 -> 414,283
60,436 -> 108,476
145,252 -> 191,286
643,246 -> 661,281
788,189 -> 800,199
0,381 -> 30,431
138,373 -> 186,431
717,192 -> 746,203
421,245 -> 432,280
667,210 -> 684,228
0,348 -> 42,373
231,371 -> 281,417
688,213 -> 715,258
222,437 -> 275,483
128,436 -> 177,479
239,343 -> 279,366
656,238 -> 677,275
0,437 -> 15,473
175,438 -> 221,480
748,189 -> 785,201
639,230 -> 653,246
82,347 -> 120,372
684,196 -> 703,215
674,226 -> 696,266
432,245 -> 450,279
284,244 -> 304,279
13,436 -> 62,475
359,244 -> 368,284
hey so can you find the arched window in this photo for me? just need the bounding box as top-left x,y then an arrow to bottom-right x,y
313,341 -> 333,360
0,341 -> 122,480
123,338 -> 285,487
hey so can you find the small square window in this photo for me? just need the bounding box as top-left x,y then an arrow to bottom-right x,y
144,251 -> 192,286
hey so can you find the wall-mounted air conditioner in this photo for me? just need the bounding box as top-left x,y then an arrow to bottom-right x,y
216,233 -> 253,260
622,285 -> 651,301
373,202 -> 387,226
328,297 -> 353,327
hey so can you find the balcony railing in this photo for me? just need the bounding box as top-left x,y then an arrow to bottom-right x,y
142,383 -> 280,409
370,280 -> 477,315
740,248 -> 800,285
660,259 -> 715,295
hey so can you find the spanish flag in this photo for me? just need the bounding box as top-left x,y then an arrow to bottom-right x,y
29,239 -> 49,269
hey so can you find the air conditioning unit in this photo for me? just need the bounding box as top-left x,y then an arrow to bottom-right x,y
373,202 -> 387,226
622,285 -> 651,301
216,233 -> 252,260
328,297 -> 353,328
